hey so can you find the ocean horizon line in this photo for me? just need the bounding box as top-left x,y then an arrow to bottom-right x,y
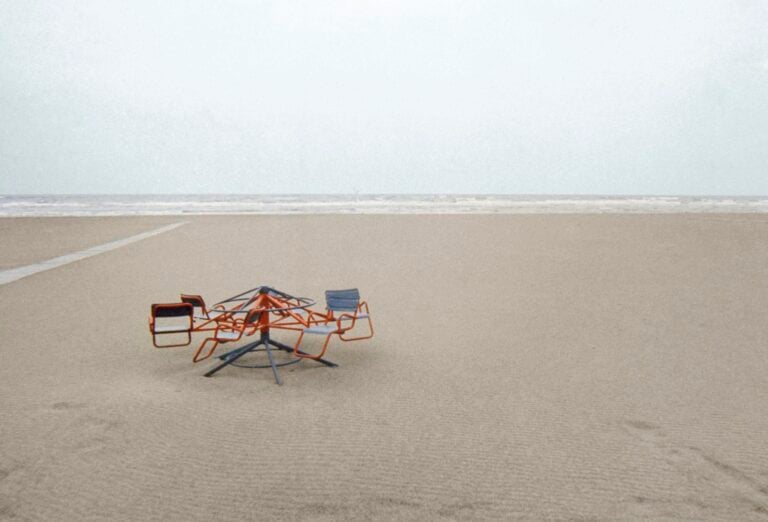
2,194 -> 768,217
2,193 -> 768,198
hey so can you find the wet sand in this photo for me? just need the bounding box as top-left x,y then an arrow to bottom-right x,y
1,214 -> 767,520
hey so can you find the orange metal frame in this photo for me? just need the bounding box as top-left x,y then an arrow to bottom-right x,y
149,287 -> 373,365
292,301 -> 374,360
148,303 -> 194,348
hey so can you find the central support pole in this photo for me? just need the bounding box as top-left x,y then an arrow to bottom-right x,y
204,288 -> 284,384
260,330 -> 282,385
255,288 -> 283,384
202,287 -> 339,383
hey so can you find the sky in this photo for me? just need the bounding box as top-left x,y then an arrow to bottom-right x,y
0,0 -> 767,195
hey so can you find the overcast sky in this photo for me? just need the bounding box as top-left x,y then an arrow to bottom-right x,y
1,0 -> 767,195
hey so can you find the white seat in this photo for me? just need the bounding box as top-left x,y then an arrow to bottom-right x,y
304,324 -> 339,335
215,330 -> 241,341
305,313 -> 369,334
340,312 -> 369,320
153,325 -> 190,334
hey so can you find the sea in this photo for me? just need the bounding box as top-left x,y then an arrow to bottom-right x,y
1,194 -> 768,217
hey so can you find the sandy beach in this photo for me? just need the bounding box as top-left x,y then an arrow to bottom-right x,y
1,214 -> 768,521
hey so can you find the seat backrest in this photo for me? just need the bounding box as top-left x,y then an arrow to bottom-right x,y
181,294 -> 207,316
152,303 -> 193,319
244,308 -> 262,325
150,303 -> 193,347
325,289 -> 360,312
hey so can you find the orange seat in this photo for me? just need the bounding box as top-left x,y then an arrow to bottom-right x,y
181,294 -> 226,319
149,303 -> 194,348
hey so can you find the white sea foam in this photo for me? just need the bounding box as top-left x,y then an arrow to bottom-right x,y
1,195 -> 767,216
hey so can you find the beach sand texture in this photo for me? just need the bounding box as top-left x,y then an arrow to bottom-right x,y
1,214 -> 768,521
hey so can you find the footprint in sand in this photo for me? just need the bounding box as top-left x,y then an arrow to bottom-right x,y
0,503 -> 15,519
436,501 -> 492,519
623,419 -> 667,445
64,415 -> 122,452
623,419 -> 768,517
51,401 -> 87,411
0,467 -> 17,519
50,404 -> 119,452
626,420 -> 659,431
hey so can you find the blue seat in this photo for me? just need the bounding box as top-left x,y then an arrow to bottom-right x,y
292,288 -> 374,360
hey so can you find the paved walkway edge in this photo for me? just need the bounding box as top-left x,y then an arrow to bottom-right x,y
0,222 -> 188,286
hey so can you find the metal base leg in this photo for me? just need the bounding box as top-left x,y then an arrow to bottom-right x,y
203,333 -> 338,384
204,334 -> 285,385
204,340 -> 266,378
216,339 -> 261,364
263,341 -> 281,385
269,339 -> 339,368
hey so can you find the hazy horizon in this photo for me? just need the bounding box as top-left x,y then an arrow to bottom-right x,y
3,193 -> 768,218
4,192 -> 768,197
2,1 -> 767,195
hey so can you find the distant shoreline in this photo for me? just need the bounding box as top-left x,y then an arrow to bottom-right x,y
2,194 -> 768,216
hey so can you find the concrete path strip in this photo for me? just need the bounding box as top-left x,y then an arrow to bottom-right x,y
0,221 -> 188,286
